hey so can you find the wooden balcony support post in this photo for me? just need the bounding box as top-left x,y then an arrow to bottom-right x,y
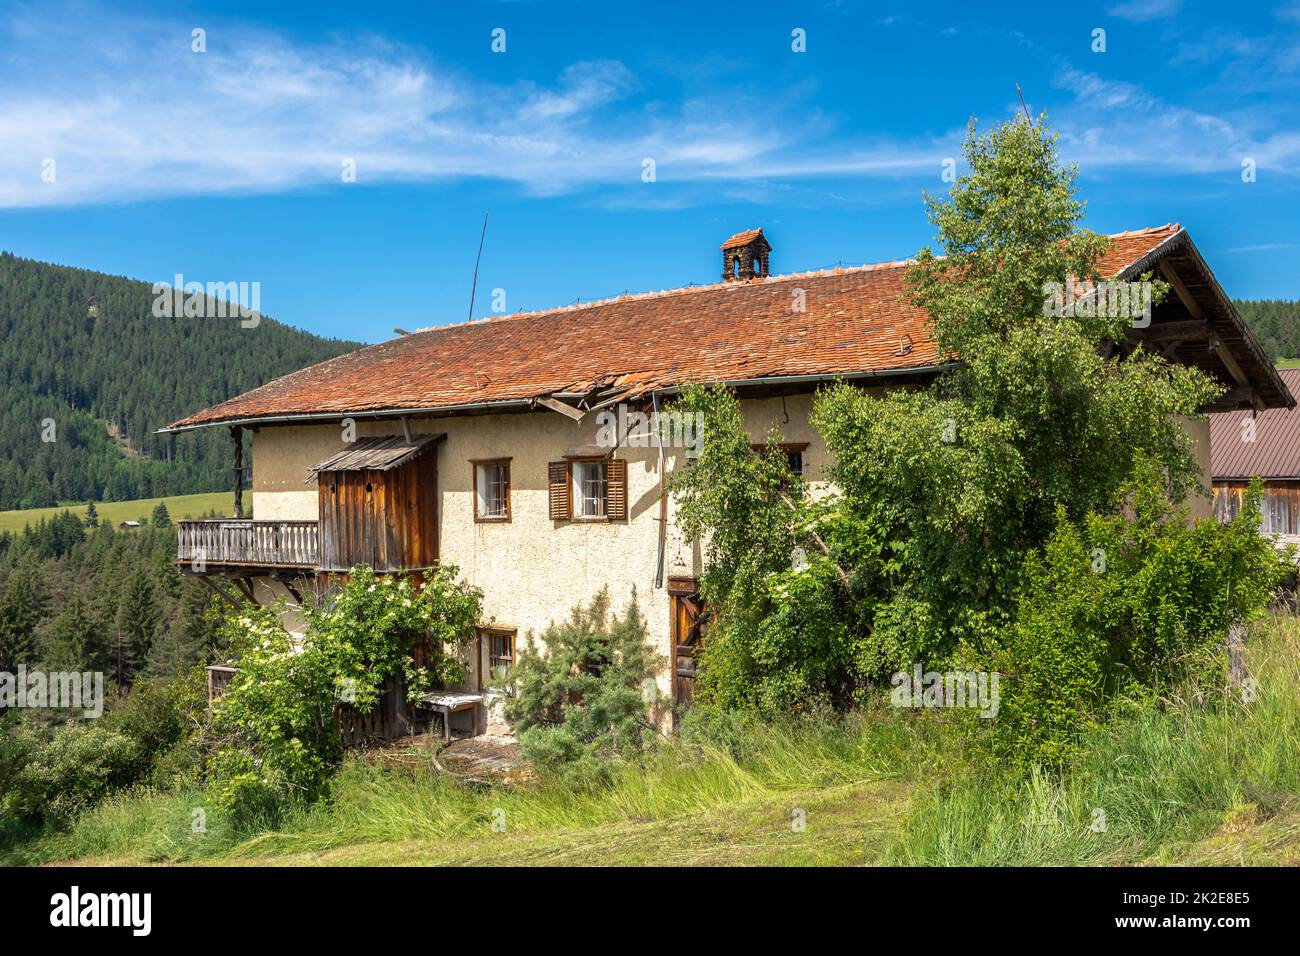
231,425 -> 244,519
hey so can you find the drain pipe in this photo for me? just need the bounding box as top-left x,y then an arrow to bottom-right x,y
653,390 -> 667,590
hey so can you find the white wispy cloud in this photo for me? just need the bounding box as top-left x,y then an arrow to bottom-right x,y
0,7 -> 952,208
1,4 -> 1297,210
1049,65 -> 1300,175
1106,0 -> 1182,22
1226,242 -> 1297,253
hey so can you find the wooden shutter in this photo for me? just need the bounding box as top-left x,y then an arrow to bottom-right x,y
548,461 -> 570,520
606,458 -> 628,521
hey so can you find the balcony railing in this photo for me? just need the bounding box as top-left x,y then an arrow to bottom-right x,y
177,519 -> 319,568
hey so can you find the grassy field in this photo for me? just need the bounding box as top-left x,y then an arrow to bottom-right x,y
1276,358 -> 1300,369
0,491 -> 236,535
5,615 -> 1299,867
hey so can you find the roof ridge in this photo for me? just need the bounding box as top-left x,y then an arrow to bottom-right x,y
408,224 -> 1182,336
409,259 -> 916,335
1107,222 -> 1180,239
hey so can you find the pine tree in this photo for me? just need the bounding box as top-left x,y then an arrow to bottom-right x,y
37,592 -> 97,671
147,580 -> 222,678
111,567 -> 159,686
150,501 -> 172,528
0,560 -> 48,671
84,502 -> 99,527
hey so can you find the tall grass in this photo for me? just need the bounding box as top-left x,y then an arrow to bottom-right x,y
1,704 -> 959,865
6,615 -> 1298,866
886,613 -> 1300,865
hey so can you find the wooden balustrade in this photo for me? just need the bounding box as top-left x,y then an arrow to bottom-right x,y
177,519 -> 319,568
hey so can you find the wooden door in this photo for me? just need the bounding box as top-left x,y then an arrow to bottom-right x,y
668,578 -> 705,725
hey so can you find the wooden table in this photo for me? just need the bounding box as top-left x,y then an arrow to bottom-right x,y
420,692 -> 484,741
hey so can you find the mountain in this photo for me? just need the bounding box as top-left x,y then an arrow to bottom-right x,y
1234,299 -> 1300,363
0,251 -> 361,510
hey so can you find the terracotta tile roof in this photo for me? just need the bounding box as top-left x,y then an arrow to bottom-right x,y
1210,369 -> 1300,480
167,224 -> 1269,430
721,228 -> 767,250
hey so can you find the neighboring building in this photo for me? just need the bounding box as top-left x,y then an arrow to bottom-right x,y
1211,366 -> 1300,543
163,224 -> 1291,735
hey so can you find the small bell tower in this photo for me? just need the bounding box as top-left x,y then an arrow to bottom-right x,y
721,228 -> 771,282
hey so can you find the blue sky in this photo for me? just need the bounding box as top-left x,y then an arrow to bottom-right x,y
2,0 -> 1299,343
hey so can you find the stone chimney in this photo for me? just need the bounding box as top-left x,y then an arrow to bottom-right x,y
721,228 -> 771,282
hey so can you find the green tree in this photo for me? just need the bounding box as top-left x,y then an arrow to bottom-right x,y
150,501 -> 172,528
0,560 -> 47,671
84,501 -> 99,528
506,588 -> 666,771
111,567 -> 159,685
147,579 -> 223,678
36,592 -> 98,671
672,114 -> 1263,740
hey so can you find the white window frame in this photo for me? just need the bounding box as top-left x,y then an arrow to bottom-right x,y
570,459 -> 608,519
473,459 -> 511,521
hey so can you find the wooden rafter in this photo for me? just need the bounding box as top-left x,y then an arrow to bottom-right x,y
191,573 -> 247,611
534,395 -> 586,421
281,578 -> 304,605
1158,261 -> 1255,400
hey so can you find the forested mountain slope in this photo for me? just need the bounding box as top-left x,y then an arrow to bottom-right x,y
1235,298 -> 1300,363
0,251 -> 360,509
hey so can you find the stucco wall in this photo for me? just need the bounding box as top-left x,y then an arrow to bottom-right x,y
242,392 -> 1218,705
248,393 -> 831,697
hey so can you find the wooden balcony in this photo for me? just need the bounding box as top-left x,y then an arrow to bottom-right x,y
177,519 -> 319,570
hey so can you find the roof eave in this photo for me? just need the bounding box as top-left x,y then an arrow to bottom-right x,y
158,363 -> 958,435
1116,228 -> 1295,411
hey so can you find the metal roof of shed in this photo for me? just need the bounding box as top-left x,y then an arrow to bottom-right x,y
307,433 -> 446,479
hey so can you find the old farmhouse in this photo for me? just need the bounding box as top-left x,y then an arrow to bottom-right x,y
163,224 -> 1292,736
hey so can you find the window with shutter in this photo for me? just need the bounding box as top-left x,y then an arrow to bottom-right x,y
606,458 -> 628,521
548,460 -> 570,519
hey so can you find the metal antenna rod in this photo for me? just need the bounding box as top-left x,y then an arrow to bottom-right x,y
467,211 -> 489,322
1016,83 -> 1033,124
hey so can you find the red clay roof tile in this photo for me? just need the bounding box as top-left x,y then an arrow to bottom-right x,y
167,225 -> 1189,430
721,228 -> 767,250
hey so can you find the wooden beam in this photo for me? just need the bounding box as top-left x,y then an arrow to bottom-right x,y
231,425 -> 244,519
1159,261 -> 1252,392
192,573 -> 246,611
281,578 -> 304,604
232,577 -> 257,603
535,396 -> 586,421
1159,261 -> 1204,319
1206,385 -> 1260,410
1140,319 -> 1207,343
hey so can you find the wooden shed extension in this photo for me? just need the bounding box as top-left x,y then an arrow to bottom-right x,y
312,434 -> 445,573
1210,369 -> 1300,538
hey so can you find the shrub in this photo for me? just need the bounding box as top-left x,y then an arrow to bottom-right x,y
103,667 -> 208,785
506,588 -> 666,773
0,720 -> 138,822
989,475 -> 1288,769
208,566 -> 481,816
